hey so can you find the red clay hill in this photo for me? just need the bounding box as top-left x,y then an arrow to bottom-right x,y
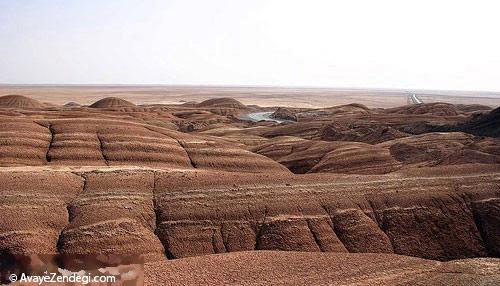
0,94 -> 46,109
89,97 -> 136,108
197,97 -> 247,109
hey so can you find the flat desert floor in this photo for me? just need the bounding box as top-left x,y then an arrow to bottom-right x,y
1,85 -> 500,108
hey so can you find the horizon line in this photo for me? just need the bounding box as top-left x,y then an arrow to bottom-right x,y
1,83 -> 500,95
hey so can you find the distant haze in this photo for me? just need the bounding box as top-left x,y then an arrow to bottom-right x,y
1,0 -> 499,92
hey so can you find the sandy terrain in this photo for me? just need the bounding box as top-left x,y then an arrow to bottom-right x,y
1,85 -> 499,108
144,251 -> 500,286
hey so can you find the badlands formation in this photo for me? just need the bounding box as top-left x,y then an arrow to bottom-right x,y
0,93 -> 499,285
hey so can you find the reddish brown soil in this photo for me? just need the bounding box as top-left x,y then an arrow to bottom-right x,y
89,97 -> 136,108
144,251 -> 500,286
197,97 -> 247,109
0,93 -> 499,285
0,95 -> 45,109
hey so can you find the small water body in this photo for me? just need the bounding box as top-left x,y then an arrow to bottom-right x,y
240,112 -> 286,123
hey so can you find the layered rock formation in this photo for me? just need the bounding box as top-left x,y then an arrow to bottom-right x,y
252,138 -> 401,174
58,171 -> 164,270
270,107 -> 298,121
0,171 -> 83,277
251,132 -> 500,174
197,98 -> 247,109
89,97 -> 136,108
1,166 -> 498,274
0,95 -> 499,284
0,117 -> 290,173
0,95 -> 46,109
448,106 -> 500,137
153,168 -> 500,261
378,132 -> 500,166
320,122 -> 409,144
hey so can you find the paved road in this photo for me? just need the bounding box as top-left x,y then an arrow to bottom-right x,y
409,93 -> 423,104
239,111 -> 288,123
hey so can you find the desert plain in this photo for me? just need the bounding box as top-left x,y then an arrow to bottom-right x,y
0,85 -> 499,285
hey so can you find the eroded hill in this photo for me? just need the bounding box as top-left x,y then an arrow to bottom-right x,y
0,95 -> 499,284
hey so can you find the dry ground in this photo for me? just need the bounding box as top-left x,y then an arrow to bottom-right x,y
1,85 -> 499,108
0,91 -> 499,285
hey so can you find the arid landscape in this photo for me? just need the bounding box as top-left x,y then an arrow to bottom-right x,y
2,85 -> 500,108
0,86 -> 499,285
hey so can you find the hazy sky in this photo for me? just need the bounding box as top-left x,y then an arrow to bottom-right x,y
1,0 -> 499,90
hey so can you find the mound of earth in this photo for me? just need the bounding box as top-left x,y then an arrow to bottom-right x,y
261,122 -> 325,139
316,103 -> 370,115
270,107 -> 298,121
252,137 -> 331,173
0,117 -> 289,173
396,106 -> 500,137
89,97 -> 136,108
455,104 -> 492,113
307,142 -> 402,174
197,97 -> 247,109
144,251 -> 500,286
320,122 -> 409,144
252,138 -> 401,174
0,95 -> 45,109
287,103 -> 371,121
378,132 -> 500,166
386,102 -> 460,116
253,132 -> 500,174
63,101 -> 81,107
451,106 -> 500,137
173,110 -> 231,132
